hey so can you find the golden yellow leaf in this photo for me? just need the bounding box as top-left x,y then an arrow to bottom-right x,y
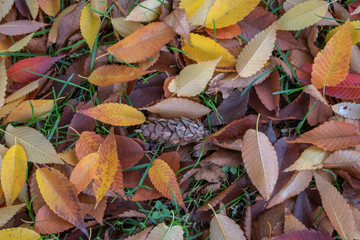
80,5 -> 100,52
0,228 -> 41,240
168,57 -> 221,97
325,20 -> 360,45
314,171 -> 354,240
5,125 -> 64,164
58,148 -> 78,166
0,0 -> 14,22
149,159 -> 185,208
80,103 -> 145,126
6,32 -> 34,53
36,167 -> 87,235
3,100 -> 54,124
0,203 -> 26,227
1,145 -> 27,206
70,152 -> 98,194
93,130 -> 118,202
210,213 -> 246,239
125,0 -> 164,22
236,24 -> 276,78
111,17 -> 143,37
141,98 -> 211,119
284,146 -> 330,172
179,0 -> 205,18
0,96 -> 26,120
311,20 -> 352,89
277,0 -> 329,31
182,33 -> 236,68
38,0 -> 60,16
242,129 -> 278,200
25,0 -> 39,19
205,0 -> 260,28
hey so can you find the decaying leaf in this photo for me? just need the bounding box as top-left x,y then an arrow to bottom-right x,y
332,102 -> 360,119
210,213 -> 246,240
0,59 -> 7,108
314,171 -> 355,240
0,204 -> 26,227
242,128 -> 278,200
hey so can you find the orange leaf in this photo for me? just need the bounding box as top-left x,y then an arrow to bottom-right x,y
311,21 -> 352,89
88,65 -> 151,86
314,171 -> 354,240
38,0 -> 60,16
242,129 -> 278,200
1,145 -> 27,206
109,160 -> 125,197
107,22 -> 175,63
93,129 -> 118,203
205,24 -> 241,39
149,159 -> 185,209
75,131 -> 103,160
70,152 -> 98,194
287,120 -> 360,151
80,103 -> 145,126
36,167 -> 86,235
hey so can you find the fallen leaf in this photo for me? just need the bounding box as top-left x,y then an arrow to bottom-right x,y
34,205 -> 73,234
0,59 -> 7,108
311,21 -> 352,89
277,0 -> 329,31
0,0 -> 14,21
126,0 -> 164,22
205,24 -> 241,39
149,159 -> 185,208
287,120 -> 360,151
80,5 -> 100,51
36,167 -> 86,235
6,32 -> 34,53
38,0 -> 60,16
168,57 -> 221,97
0,203 -> 26,227
70,152 -> 98,194
80,103 -> 146,126
274,229 -> 333,240
242,128 -> 278,200
146,222 -> 184,240
182,33 -> 236,68
284,209 -> 307,234
124,226 -> 153,240
4,79 -> 40,104
107,22 -> 175,63
0,20 -> 46,35
88,65 -> 151,86
325,20 -> 360,44
236,23 -> 276,77
25,0 -> 39,19
75,131 -> 103,160
90,0 -> 107,17
0,228 -> 41,239
111,17 -> 143,37
332,102 -> 360,119
314,171 -> 355,240
142,98 -> 211,119
5,125 -> 64,164
164,8 -> 190,43
210,213 -> 246,239
323,150 -> 360,176
48,4 -> 78,43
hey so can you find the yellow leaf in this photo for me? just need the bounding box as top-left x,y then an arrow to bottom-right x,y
205,0 -> 260,28
314,171 -> 354,240
188,0 -> 216,26
0,97 -> 26,120
70,152 -> 98,194
0,203 -> 26,227
3,100 -> 54,124
236,24 -> 276,78
38,0 -> 60,16
277,0 -> 329,31
25,0 -> 39,19
1,145 -> 27,206
36,167 -> 87,235
325,20 -> 360,45
149,159 -> 185,209
242,129 -> 278,200
80,103 -> 145,126
0,228 -> 41,240
285,146 -> 330,172
182,33 -> 236,68
4,80 -> 40,104
80,5 -> 100,52
5,32 -> 34,53
125,0 -> 164,22
58,148 -> 78,166
179,0 -> 205,18
0,0 -> 14,22
311,21 -> 352,89
111,17 -> 143,37
93,130 -> 118,202
168,57 -> 221,97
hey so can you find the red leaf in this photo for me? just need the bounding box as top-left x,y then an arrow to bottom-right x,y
7,56 -> 63,83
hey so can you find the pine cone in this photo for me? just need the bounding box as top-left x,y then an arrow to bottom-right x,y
137,117 -> 209,145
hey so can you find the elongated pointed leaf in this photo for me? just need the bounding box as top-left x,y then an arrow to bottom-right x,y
1,145 -> 27,206
277,0 -> 328,31
311,21 -> 352,89
0,0 -> 14,21
0,228 -> 41,239
287,120 -> 360,151
236,24 -> 276,78
38,0 -> 60,16
0,59 -> 7,108
70,152 -> 98,194
80,5 -> 100,51
0,204 -> 26,227
168,57 -> 221,97
5,125 -> 64,164
149,159 -> 185,208
0,20 -> 46,35
36,167 -> 86,235
125,0 -> 163,22
323,150 -> 360,175
111,17 -> 143,37
80,103 -> 145,126
75,131 -> 103,160
314,172 -> 354,240
34,205 -> 73,234
210,213 -> 246,240
242,129 -> 278,200
6,32 -> 34,53
146,223 -> 184,240
285,146 -> 330,172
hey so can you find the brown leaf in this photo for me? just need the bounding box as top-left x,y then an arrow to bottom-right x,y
254,70 -> 280,111
287,121 -> 360,151
323,150 -> 360,176
210,213 -> 246,240
284,208 -> 306,234
274,229 -> 333,240
115,136 -> 144,170
164,8 -> 190,43
0,20 -> 46,35
242,129 -> 278,200
75,131 -> 103,160
34,205 -> 73,234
